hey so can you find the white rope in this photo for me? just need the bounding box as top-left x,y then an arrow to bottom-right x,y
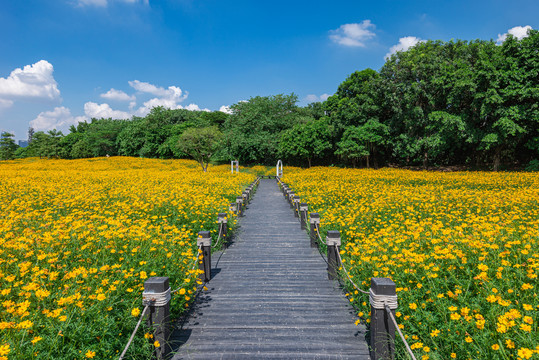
212,224 -> 224,249
385,305 -> 418,360
142,287 -> 171,307
369,288 -> 398,310
335,249 -> 369,295
314,223 -> 327,245
118,305 -> 149,360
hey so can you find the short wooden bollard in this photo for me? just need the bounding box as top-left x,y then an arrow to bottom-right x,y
218,213 -> 228,242
143,277 -> 171,359
242,191 -> 249,205
236,196 -> 243,217
289,192 -> 295,208
326,230 -> 341,280
370,278 -> 397,360
197,231 -> 211,282
293,196 -> 300,217
299,203 -> 308,230
309,213 -> 320,247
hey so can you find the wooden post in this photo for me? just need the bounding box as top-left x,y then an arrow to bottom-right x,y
289,192 -> 295,208
144,277 -> 171,359
197,231 -> 211,282
218,213 -> 228,243
309,213 -> 320,247
299,203 -> 308,230
293,196 -> 300,217
229,202 -> 237,215
236,196 -> 243,217
326,230 -> 341,280
370,278 -> 396,360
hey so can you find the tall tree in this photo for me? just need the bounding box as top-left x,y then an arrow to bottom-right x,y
27,127 -> 35,144
177,126 -> 224,172
0,132 -> 18,160
279,117 -> 333,167
225,94 -> 301,164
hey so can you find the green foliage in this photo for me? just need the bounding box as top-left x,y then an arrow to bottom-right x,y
177,126 -> 224,171
0,132 -> 18,160
336,119 -> 389,168
279,117 -> 333,167
11,30 -> 538,170
224,94 -> 301,164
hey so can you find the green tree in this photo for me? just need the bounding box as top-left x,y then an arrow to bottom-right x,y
27,127 -> 35,144
279,117 -> 333,167
335,120 -> 389,168
224,94 -> 300,164
177,126 -> 224,172
0,132 -> 18,160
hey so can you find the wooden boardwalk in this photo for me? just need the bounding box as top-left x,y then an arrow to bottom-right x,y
170,179 -> 369,359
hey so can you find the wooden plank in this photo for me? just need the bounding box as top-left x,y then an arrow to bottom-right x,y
170,179 -> 369,359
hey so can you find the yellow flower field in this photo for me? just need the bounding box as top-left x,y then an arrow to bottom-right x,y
283,167 -> 538,360
0,157 -> 255,359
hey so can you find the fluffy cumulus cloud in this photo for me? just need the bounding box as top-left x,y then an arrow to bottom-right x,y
129,80 -> 190,116
0,60 -> 61,108
30,107 -> 87,132
100,88 -> 135,102
496,25 -> 533,44
84,102 -> 131,119
219,105 -> 232,114
385,36 -> 424,59
129,80 -> 188,100
304,94 -> 330,103
329,20 -> 376,47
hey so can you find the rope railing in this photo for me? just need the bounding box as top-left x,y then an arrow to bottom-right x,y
279,177 -> 420,360
211,223 -> 224,249
335,249 -> 369,295
386,305 -> 418,360
314,223 -> 327,245
118,305 -> 150,360
117,176 -> 261,360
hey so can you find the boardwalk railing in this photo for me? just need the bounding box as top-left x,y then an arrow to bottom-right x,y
277,176 -> 418,360
119,176 -> 261,360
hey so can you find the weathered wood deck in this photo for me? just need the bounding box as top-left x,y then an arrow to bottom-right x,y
170,179 -> 370,359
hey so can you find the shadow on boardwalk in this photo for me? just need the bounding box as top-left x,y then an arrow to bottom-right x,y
169,179 -> 369,360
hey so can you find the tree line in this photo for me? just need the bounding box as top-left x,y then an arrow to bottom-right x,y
2,30 -> 538,171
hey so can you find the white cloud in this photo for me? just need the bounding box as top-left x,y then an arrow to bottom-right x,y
84,102 -> 131,119
496,25 -> 533,44
304,94 -> 330,103
385,36 -> 424,59
219,105 -> 232,114
185,104 -> 210,112
30,107 -> 87,132
329,20 -> 376,47
100,88 -> 135,102
128,80 -> 188,101
0,60 -> 61,106
133,98 -> 182,116
128,80 -> 190,116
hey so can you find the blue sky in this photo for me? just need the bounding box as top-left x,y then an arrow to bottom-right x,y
1,0 -> 537,140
